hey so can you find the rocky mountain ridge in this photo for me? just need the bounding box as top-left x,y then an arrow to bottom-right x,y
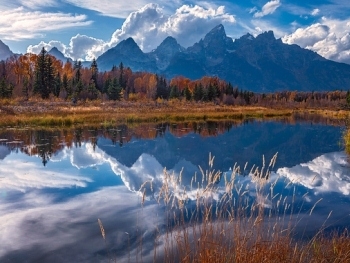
95,24 -> 350,92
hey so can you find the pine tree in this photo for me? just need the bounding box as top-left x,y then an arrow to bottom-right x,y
45,56 -> 56,97
233,87 -> 239,98
225,83 -> 233,95
53,73 -> 61,97
73,61 -> 83,97
33,47 -> 47,98
33,48 -> 56,99
108,77 -> 122,101
169,85 -> 179,99
22,76 -> 29,100
0,78 -> 13,99
207,84 -> 216,101
202,86 -> 209,102
75,80 -> 83,95
62,73 -> 71,98
88,80 -> 99,100
7,83 -> 14,98
118,62 -> 125,89
0,77 -> 6,98
193,83 -> 204,101
103,77 -> 111,94
90,58 -> 99,91
156,76 -> 169,99
74,61 -> 82,82
184,86 -> 192,101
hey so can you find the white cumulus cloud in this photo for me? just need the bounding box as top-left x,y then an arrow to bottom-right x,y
282,23 -> 330,47
282,17 -> 350,64
26,3 -> 236,61
27,35 -> 106,61
253,0 -> 281,18
109,3 -> 235,52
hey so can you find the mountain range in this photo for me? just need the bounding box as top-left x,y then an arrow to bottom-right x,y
96,24 -> 350,92
1,25 -> 350,92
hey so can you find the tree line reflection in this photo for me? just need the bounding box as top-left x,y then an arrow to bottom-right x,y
0,113 -> 344,166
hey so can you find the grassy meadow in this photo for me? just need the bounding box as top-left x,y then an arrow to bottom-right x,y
0,98 -> 349,128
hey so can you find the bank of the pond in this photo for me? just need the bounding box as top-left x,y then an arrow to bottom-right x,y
0,99 -> 349,128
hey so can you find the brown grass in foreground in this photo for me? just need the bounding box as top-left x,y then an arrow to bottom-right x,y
98,154 -> 350,263
171,226 -> 350,263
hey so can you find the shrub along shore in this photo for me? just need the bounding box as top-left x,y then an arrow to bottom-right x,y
0,98 -> 349,128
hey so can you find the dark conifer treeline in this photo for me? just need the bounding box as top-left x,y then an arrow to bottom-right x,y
0,48 -> 349,108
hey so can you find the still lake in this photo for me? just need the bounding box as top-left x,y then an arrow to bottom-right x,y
0,117 -> 349,262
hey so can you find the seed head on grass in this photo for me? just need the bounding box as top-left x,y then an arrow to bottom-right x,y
98,218 -> 106,240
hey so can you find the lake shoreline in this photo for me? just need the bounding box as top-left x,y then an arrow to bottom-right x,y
1,101 -> 349,262
0,99 -> 348,127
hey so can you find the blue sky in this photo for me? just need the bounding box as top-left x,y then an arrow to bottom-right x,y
1,0 -> 350,63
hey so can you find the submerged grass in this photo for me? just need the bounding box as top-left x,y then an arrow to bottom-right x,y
97,154 -> 350,263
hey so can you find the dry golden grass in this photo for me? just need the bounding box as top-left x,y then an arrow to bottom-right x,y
97,153 -> 350,263
1,98 -> 348,128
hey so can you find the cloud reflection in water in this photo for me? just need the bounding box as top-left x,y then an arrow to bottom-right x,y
0,143 -> 350,262
276,151 -> 350,195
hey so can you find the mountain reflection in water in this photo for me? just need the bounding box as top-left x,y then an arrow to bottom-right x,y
0,118 -> 349,262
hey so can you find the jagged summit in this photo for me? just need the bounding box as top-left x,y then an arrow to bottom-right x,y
96,24 -> 350,92
97,36 -> 157,72
155,36 -> 185,53
202,24 -> 231,47
204,24 -> 226,39
159,36 -> 178,46
48,47 -> 72,63
256,30 -> 276,42
239,33 -> 255,40
49,47 -> 60,53
150,36 -> 185,70
114,37 -> 142,54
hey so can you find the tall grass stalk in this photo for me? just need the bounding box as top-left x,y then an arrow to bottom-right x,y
99,154 -> 350,262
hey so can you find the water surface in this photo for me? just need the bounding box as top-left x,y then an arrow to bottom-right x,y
0,119 -> 349,262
